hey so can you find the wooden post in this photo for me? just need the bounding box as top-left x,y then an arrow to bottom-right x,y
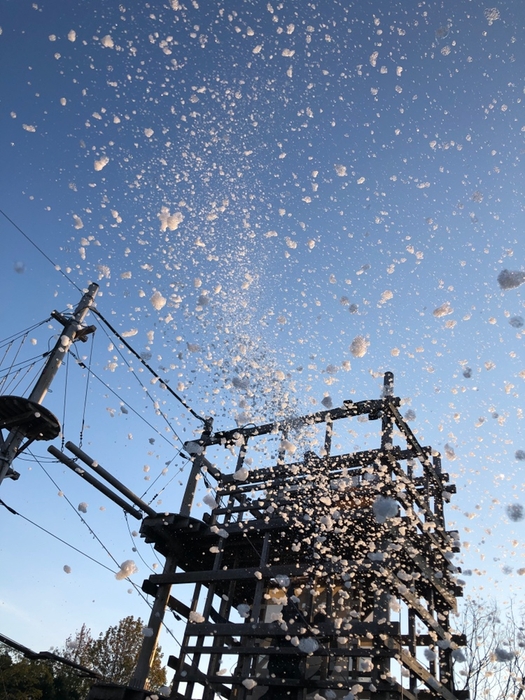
0,283 -> 98,487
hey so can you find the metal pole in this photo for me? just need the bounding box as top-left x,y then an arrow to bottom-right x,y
0,283 -> 99,486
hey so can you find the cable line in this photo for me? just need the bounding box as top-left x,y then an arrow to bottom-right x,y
78,333 -> 94,448
124,512 -> 157,575
69,348 -> 178,448
1,494 -> 183,645
3,362 -> 37,397
0,352 -> 49,377
0,209 -> 82,292
0,317 -> 51,349
0,498 -> 116,575
140,458 -> 189,505
92,319 -> 186,449
92,308 -> 207,424
33,452 -> 126,571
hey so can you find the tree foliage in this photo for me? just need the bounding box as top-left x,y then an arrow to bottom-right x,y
0,616 -> 166,699
60,616 -> 166,692
455,598 -> 525,699
86,616 -> 166,689
0,645 -> 81,700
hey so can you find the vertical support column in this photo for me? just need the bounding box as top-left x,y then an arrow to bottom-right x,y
408,607 -> 418,695
130,554 -> 177,690
181,418 -> 213,517
324,415 -> 332,457
180,583 -> 203,700
237,531 -> 272,697
381,372 -> 394,452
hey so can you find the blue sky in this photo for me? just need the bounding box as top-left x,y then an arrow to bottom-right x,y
1,0 -> 525,662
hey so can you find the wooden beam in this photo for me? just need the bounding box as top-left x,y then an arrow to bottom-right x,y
382,636 -> 459,700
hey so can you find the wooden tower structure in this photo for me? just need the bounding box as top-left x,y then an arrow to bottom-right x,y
121,371 -> 468,700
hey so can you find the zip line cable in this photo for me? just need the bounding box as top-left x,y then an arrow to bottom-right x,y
0,498 -> 183,650
0,499 -> 116,575
0,317 -> 52,350
0,495 -> 160,614
49,337 -> 192,508
69,347 -> 178,448
140,457 -> 190,506
63,346 -> 191,508
0,209 -> 82,293
78,332 -> 94,448
123,513 -> 157,576
93,318 -> 187,449
92,308 -> 207,425
33,451 -> 127,572
27,454 -> 184,640
29,452 -> 160,602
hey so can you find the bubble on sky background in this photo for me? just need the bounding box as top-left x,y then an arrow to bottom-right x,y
484,7 -> 501,25
515,450 -> 525,461
462,367 -> 472,379
434,25 -> 451,41
77,502 -> 88,513
63,565 -> 72,574
509,316 -> 524,328
350,336 -> 369,358
444,443 -> 456,461
433,302 -> 453,318
115,560 -> 138,581
497,270 -> 525,290
506,504 -> 524,522
13,261 -> 25,273
150,291 -> 167,311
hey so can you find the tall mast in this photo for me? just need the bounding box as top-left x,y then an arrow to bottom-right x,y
0,282 -> 99,487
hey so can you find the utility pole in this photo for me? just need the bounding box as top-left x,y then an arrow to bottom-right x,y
0,282 -> 99,487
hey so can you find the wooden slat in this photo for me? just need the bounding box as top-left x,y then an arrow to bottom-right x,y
382,636 -> 459,700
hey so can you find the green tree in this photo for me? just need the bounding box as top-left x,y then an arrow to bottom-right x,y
0,617 -> 166,699
55,623 -> 97,699
0,646 -> 56,700
59,616 -> 166,692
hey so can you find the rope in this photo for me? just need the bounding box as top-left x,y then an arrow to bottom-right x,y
92,318 -> 187,448
0,498 -> 116,575
78,334 -> 94,448
92,308 -> 207,424
1,333 -> 27,388
6,363 -> 37,396
69,348 -> 178,448
0,317 -> 51,349
0,209 -> 82,293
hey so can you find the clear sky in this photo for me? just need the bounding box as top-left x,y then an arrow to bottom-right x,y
1,0 -> 525,665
